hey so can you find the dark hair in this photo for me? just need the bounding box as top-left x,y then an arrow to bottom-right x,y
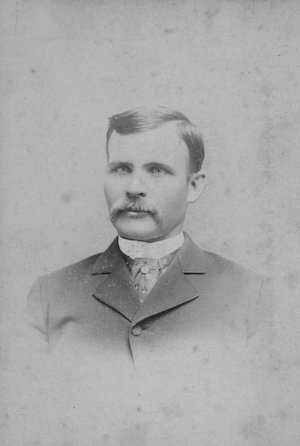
106,106 -> 205,173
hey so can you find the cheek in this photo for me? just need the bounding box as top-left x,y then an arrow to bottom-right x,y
104,186 -> 116,210
155,183 -> 188,211
104,179 -> 123,202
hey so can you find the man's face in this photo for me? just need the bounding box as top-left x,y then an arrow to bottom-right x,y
104,122 -> 203,242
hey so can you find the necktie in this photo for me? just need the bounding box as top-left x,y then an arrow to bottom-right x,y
125,254 -> 175,302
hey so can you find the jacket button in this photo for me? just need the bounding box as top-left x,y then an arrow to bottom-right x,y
131,325 -> 142,336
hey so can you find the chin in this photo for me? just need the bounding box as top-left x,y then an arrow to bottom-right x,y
115,222 -> 162,242
118,229 -> 159,242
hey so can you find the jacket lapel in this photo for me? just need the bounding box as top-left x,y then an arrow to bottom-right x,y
91,234 -> 207,324
133,234 -> 207,324
92,239 -> 140,321
133,256 -> 200,324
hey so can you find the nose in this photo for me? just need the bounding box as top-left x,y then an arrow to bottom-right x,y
126,173 -> 147,198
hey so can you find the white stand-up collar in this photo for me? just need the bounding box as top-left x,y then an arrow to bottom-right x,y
118,232 -> 184,259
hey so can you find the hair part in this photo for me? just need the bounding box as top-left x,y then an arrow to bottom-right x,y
106,106 -> 205,173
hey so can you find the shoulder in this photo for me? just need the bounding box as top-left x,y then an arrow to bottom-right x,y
189,248 -> 264,307
187,246 -> 271,338
26,252 -> 103,331
27,252 -> 102,306
201,249 -> 261,282
41,253 -> 101,283
181,233 -> 262,284
182,236 -> 265,320
197,249 -> 264,308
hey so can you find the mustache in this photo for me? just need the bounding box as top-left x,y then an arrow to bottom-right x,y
110,199 -> 163,226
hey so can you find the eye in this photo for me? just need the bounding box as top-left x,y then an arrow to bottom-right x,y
115,166 -> 130,175
150,166 -> 166,176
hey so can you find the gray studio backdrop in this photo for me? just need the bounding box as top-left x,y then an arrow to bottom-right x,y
1,0 -> 299,444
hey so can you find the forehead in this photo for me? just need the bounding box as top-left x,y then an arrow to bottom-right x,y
107,122 -> 189,165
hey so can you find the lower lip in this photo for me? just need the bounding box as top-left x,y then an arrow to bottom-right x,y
125,211 -> 150,218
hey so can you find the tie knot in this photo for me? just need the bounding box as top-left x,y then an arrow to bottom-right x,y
123,252 -> 176,301
132,258 -> 160,274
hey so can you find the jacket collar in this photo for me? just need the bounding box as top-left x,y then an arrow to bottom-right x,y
92,233 -> 206,323
93,248 -> 141,322
91,232 -> 207,275
177,232 -> 207,274
91,237 -> 121,275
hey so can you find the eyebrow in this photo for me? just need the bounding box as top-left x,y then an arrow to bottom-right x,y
107,161 -> 134,168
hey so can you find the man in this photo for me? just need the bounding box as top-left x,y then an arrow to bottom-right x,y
24,107 -> 272,444
27,106 -> 266,363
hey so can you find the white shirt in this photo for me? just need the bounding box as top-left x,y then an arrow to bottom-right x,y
118,232 -> 184,260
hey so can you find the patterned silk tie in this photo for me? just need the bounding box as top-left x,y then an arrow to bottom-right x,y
125,253 -> 175,302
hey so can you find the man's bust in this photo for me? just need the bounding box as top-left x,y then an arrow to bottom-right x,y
24,107 -> 272,445
27,106 -> 267,364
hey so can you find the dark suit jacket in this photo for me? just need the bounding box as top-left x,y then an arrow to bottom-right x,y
23,233 -> 274,444
27,233 -> 266,366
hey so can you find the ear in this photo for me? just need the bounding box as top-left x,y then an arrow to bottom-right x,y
187,171 -> 206,203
